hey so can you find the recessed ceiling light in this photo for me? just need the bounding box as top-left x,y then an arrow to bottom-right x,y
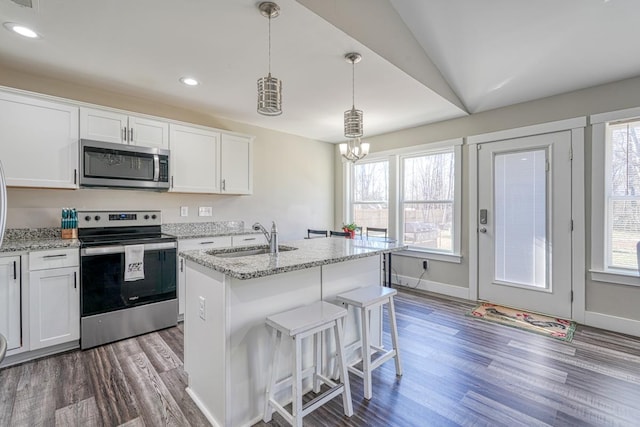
179,77 -> 199,86
3,22 -> 40,39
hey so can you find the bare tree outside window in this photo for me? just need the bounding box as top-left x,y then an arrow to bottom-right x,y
608,121 -> 640,270
353,160 -> 388,229
402,151 -> 454,251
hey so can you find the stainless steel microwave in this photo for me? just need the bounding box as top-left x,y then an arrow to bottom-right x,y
79,139 -> 170,191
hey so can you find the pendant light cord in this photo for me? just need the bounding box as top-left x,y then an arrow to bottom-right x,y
351,59 -> 355,109
268,14 -> 272,76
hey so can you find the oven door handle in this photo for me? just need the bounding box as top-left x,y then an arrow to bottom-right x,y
81,241 -> 177,256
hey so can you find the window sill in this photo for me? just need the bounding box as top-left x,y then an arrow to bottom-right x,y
590,269 -> 640,287
395,249 -> 462,264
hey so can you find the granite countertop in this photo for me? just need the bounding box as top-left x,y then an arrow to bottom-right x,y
181,237 -> 406,280
162,221 -> 260,239
0,228 -> 80,254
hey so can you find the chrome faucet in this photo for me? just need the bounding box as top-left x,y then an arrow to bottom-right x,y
252,221 -> 279,254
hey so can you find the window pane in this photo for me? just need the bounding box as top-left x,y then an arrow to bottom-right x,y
354,203 -> 388,229
609,199 -> 640,270
494,150 -> 547,288
354,161 -> 388,202
403,152 -> 454,201
609,123 -> 640,197
403,203 -> 452,250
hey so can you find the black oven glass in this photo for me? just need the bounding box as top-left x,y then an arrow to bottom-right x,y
84,146 -> 157,182
81,248 -> 176,316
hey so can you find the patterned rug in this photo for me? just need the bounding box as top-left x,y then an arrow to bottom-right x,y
469,302 -> 576,342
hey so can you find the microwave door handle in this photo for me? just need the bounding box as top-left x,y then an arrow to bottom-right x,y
153,155 -> 160,182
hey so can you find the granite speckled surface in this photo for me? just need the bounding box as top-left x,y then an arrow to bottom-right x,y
181,237 -> 406,280
0,228 -> 80,253
162,221 -> 260,239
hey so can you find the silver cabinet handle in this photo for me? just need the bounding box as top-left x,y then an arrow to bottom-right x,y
180,258 -> 184,272
200,241 -> 215,245
74,271 -> 77,289
129,127 -> 134,142
243,238 -> 256,241
222,179 -> 226,191
122,127 -> 127,142
13,260 -> 17,280
43,254 -> 68,259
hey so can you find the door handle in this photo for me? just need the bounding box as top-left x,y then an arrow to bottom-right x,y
13,260 -> 17,280
122,127 -> 127,142
180,258 -> 184,272
74,271 -> 77,289
479,227 -> 487,233
129,127 -> 134,142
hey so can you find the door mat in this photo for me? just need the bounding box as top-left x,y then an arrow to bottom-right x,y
468,302 -> 576,342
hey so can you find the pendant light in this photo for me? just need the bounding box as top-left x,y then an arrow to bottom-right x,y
340,52 -> 369,162
257,2 -> 282,116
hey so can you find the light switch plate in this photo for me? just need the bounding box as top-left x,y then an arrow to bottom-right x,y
198,206 -> 213,217
180,206 -> 188,217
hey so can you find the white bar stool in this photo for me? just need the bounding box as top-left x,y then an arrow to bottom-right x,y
263,301 -> 353,427
336,285 -> 402,400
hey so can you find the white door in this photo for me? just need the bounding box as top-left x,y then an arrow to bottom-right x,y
0,256 -> 21,351
129,116 -> 169,149
478,131 -> 573,318
80,107 -> 128,144
169,124 -> 220,193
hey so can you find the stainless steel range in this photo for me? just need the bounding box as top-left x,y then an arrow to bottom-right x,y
78,210 -> 177,349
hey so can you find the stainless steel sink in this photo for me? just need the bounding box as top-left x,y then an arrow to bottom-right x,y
208,245 -> 297,258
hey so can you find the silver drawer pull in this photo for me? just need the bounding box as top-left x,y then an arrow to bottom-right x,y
200,241 -> 215,245
43,254 -> 68,259
243,238 -> 256,241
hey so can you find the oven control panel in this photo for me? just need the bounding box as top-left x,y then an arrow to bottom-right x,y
78,210 -> 162,228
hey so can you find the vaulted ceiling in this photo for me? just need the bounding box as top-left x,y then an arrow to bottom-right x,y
1,0 -> 638,143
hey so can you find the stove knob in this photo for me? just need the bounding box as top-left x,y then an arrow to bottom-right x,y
151,214 -> 157,220
84,215 -> 91,222
94,215 -> 101,221
144,215 -> 150,220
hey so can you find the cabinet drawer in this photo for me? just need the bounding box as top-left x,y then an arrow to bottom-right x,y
232,234 -> 266,247
179,236 -> 233,251
29,248 -> 79,271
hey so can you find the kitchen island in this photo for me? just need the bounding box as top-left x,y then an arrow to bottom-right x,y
180,237 -> 405,427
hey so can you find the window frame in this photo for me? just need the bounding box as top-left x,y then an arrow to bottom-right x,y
350,158 -> 390,231
590,107 -> 640,286
344,138 -> 462,263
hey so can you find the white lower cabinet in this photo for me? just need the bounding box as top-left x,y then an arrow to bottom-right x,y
28,249 -> 79,350
0,256 -> 21,352
177,236 -> 233,319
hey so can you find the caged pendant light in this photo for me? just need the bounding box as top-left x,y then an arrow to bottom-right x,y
257,2 -> 282,116
340,52 -> 369,162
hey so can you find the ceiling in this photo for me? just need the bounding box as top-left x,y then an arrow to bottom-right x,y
0,0 -> 639,143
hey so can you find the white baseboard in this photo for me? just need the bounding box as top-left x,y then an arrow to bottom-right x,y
186,387 -> 222,427
393,274 -> 470,300
584,311 -> 640,338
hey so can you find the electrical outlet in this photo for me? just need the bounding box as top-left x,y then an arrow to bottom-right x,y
198,206 -> 212,217
180,206 -> 188,217
422,260 -> 428,270
198,296 -> 206,320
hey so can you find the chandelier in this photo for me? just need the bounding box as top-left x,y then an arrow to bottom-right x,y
257,2 -> 282,116
340,52 -> 369,162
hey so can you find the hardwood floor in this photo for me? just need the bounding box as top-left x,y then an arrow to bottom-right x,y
1,288 -> 639,426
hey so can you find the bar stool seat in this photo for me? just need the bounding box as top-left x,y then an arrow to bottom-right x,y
264,301 -> 353,427
336,285 -> 402,400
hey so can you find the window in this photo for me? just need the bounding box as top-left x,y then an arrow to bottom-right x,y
401,150 -> 455,251
591,107 -> 640,285
605,120 -> 640,271
344,139 -> 462,262
352,160 -> 388,229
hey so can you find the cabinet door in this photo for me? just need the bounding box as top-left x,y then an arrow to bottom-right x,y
80,107 -> 127,144
220,134 -> 253,194
170,124 -> 221,193
129,116 -> 169,149
0,92 -> 79,189
29,266 -> 79,350
0,256 -> 21,351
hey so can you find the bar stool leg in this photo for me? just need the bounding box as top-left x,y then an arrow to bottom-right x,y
263,328 -> 281,422
334,318 -> 353,416
292,336 -> 303,427
313,331 -> 321,393
360,306 -> 372,400
388,297 -> 403,376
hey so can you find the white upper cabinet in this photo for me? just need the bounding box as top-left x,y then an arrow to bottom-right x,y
169,124 -> 221,193
0,91 -> 79,189
221,133 -> 253,195
80,107 -> 169,149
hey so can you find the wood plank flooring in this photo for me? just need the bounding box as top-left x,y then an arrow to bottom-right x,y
1,288 -> 639,426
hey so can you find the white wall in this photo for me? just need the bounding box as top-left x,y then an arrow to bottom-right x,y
0,65 -> 335,242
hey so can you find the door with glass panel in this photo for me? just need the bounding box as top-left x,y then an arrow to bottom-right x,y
478,131 -> 572,318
